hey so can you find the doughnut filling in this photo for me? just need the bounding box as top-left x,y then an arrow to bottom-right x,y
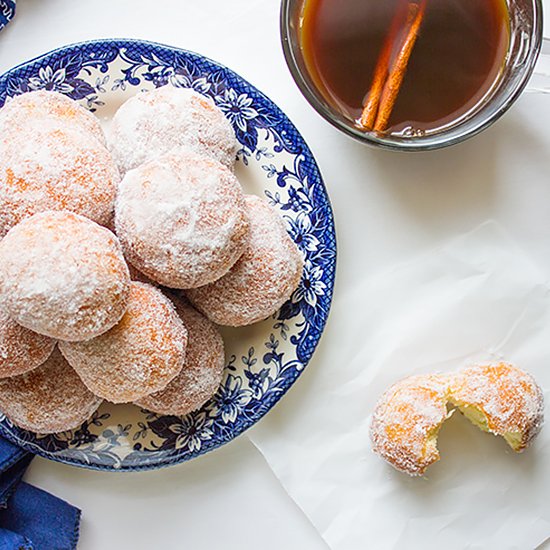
136,295 -> 224,416
109,85 -> 238,173
0,310 -> 56,378
0,347 -> 103,434
0,211 -> 131,341
115,150 -> 249,289
0,116 -> 118,237
450,363 -> 544,452
59,283 -> 187,403
186,195 -> 304,326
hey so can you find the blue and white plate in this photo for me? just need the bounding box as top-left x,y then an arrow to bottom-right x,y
0,39 -> 336,471
0,1 -> 16,33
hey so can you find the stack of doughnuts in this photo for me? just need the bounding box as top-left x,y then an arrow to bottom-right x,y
0,87 -> 304,434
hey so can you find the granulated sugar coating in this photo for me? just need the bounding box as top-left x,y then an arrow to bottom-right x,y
0,90 -> 106,146
186,195 -> 304,326
450,363 -> 544,452
136,294 -> 224,416
108,86 -> 238,173
370,374 -> 451,476
0,118 -> 119,237
0,310 -> 56,378
115,150 -> 249,289
59,282 -> 188,403
0,347 -> 103,434
0,211 -> 130,341
127,263 -> 156,286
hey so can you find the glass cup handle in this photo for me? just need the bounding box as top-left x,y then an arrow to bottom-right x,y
527,37 -> 550,92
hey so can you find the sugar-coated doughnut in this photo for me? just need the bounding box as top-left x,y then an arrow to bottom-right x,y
0,90 -> 106,145
0,310 -> 56,378
186,195 -> 304,326
0,211 -> 130,341
59,282 -> 187,403
450,363 -> 544,452
115,150 -> 249,289
370,374 -> 451,476
109,86 -> 238,173
0,347 -> 103,434
0,118 -> 119,237
136,295 -> 224,416
127,263 -> 157,286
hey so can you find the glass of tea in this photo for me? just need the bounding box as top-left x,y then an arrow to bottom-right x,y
280,0 -> 543,151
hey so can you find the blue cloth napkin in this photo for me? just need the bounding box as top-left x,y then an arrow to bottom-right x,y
0,437 -> 81,550
0,0 -> 15,32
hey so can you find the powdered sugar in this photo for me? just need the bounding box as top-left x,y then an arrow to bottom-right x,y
0,90 -> 106,146
370,374 -> 451,476
371,363 -> 545,476
0,347 -> 103,434
59,282 -> 188,403
450,363 -> 544,451
0,117 -> 119,237
108,85 -> 238,174
136,294 -> 224,416
0,211 -> 131,341
115,149 -> 249,289
186,195 -> 304,326
0,309 -> 55,378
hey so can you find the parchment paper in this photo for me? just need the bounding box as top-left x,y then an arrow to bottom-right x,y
247,41 -> 550,550
249,221 -> 550,550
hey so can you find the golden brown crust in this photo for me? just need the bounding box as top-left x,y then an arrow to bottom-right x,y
0,211 -> 131,341
108,86 -> 238,173
0,90 -> 106,146
0,347 -> 102,434
135,295 -> 224,415
370,374 -> 451,476
0,310 -> 55,378
370,363 -> 545,476
59,283 -> 187,403
0,113 -> 118,238
186,195 -> 304,326
115,150 -> 249,289
450,363 -> 544,452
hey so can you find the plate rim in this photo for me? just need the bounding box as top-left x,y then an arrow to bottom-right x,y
0,37 -> 337,471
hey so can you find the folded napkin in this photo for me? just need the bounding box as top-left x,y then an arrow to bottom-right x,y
0,0 -> 15,33
0,437 -> 81,550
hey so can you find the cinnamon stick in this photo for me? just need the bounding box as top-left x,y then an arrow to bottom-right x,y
360,0 -> 409,129
360,0 -> 427,133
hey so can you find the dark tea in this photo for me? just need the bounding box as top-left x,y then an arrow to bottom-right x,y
300,0 -> 510,136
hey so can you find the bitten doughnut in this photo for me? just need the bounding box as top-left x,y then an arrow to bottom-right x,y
0,348 -> 103,434
0,310 -> 56,378
59,282 -> 187,403
0,211 -> 130,341
187,195 -> 304,326
370,374 -> 451,476
450,363 -> 544,452
0,118 -> 119,237
136,295 -> 224,416
115,150 -> 249,289
0,90 -> 106,145
109,86 -> 238,173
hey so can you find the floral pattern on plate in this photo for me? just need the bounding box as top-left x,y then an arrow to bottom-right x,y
0,39 -> 336,471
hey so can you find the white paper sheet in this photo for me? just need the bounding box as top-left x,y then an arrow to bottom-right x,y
249,221 -> 550,550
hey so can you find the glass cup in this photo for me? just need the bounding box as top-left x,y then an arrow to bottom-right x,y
280,0 -> 544,151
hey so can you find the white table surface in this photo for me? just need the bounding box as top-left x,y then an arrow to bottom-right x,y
1,1 -> 549,549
